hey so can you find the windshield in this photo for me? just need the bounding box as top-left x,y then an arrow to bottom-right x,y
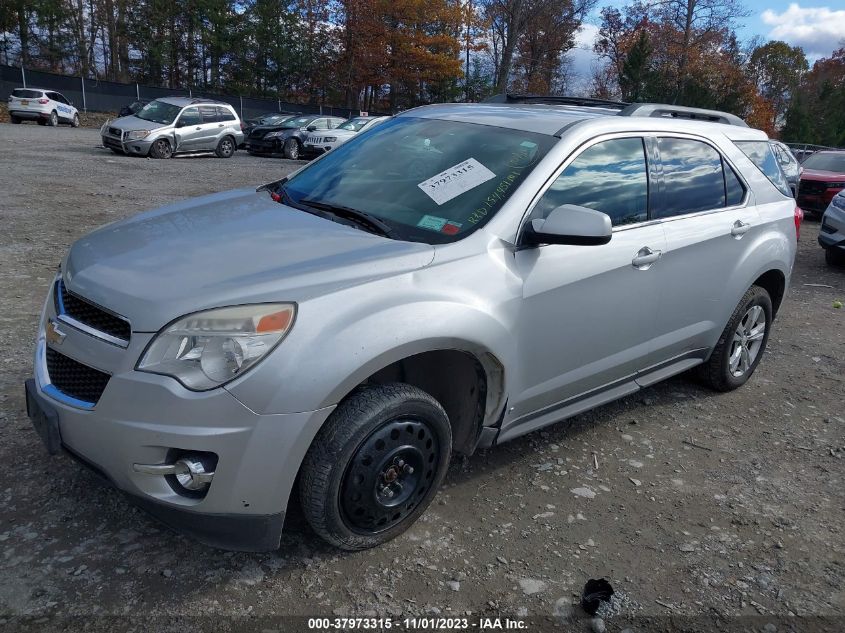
338,118 -> 370,132
282,116 -> 555,244
258,113 -> 292,125
136,100 -> 182,125
282,116 -> 313,129
802,152 -> 845,173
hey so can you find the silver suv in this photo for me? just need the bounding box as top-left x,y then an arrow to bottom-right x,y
27,97 -> 798,552
101,97 -> 244,158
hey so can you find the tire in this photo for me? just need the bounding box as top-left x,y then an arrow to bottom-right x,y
215,135 -> 235,158
283,137 -> 300,160
826,248 -> 845,267
48,111 -> 58,127
299,383 -> 452,550
109,148 -> 123,155
699,286 -> 773,392
71,113 -> 80,128
10,115 -> 21,124
149,138 -> 173,159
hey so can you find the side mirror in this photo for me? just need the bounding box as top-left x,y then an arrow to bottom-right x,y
175,119 -> 186,128
521,204 -> 612,246
306,125 -> 317,132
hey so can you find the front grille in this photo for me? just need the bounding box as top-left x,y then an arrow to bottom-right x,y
250,128 -> 268,139
46,347 -> 110,404
56,280 -> 131,342
108,127 -> 122,138
799,181 -> 827,196
103,136 -> 123,150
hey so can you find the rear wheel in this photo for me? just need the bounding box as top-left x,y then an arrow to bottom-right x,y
215,136 -> 235,158
283,137 -> 300,160
149,138 -> 173,159
826,248 -> 845,267
48,111 -> 58,127
699,286 -> 772,392
299,383 -> 452,550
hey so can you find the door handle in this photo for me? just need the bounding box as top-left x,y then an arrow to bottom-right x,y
218,124 -> 224,128
731,220 -> 751,237
195,126 -> 202,130
632,246 -> 662,269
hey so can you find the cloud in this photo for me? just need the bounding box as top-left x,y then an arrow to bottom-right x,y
761,3 -> 845,57
566,24 -> 601,94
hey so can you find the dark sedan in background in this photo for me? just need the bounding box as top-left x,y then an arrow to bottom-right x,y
245,114 -> 346,159
797,151 -> 845,218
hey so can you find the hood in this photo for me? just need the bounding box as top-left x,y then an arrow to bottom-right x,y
64,188 -> 434,331
109,115 -> 168,131
802,169 -> 845,181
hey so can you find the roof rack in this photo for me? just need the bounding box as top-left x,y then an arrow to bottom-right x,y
484,93 -> 630,110
619,103 -> 748,127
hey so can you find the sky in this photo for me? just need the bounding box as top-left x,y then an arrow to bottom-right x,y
567,1 -> 845,88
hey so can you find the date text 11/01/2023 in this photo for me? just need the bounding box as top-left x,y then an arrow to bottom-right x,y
307,617 -> 528,630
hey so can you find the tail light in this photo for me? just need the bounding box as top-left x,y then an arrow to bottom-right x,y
794,205 -> 803,240
240,122 -> 246,130
38,97 -> 49,104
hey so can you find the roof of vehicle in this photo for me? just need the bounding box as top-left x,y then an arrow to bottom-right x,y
403,101 -> 768,141
155,96 -> 234,108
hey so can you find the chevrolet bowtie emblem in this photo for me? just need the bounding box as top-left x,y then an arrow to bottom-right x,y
45,319 -> 66,346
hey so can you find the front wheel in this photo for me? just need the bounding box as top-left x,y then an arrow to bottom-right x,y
825,248 -> 845,267
149,138 -> 173,159
299,383 -> 452,550
699,286 -> 772,392
71,113 -> 80,128
215,136 -> 235,158
283,137 -> 300,160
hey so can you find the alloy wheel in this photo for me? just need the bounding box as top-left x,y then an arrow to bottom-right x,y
729,305 -> 766,377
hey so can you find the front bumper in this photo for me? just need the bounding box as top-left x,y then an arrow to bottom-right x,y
26,284 -> 334,550
819,205 -> 845,251
101,134 -> 154,155
245,138 -> 278,153
302,144 -> 330,157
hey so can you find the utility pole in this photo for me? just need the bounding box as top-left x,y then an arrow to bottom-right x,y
465,0 -> 473,102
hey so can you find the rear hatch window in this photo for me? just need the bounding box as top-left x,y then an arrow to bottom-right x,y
734,141 -> 792,197
12,89 -> 43,99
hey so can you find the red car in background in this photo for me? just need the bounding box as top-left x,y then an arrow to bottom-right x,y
797,150 -> 845,217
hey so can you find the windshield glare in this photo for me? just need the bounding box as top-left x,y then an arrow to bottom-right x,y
339,118 -> 369,132
136,100 -> 181,125
283,116 -> 313,128
803,153 -> 845,173
283,116 -> 554,243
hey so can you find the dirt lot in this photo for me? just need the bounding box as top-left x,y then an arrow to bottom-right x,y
0,123 -> 843,632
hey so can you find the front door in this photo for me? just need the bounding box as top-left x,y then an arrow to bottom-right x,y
174,107 -> 203,151
506,136 -> 665,428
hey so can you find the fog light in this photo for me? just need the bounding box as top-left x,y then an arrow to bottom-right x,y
133,452 -> 216,494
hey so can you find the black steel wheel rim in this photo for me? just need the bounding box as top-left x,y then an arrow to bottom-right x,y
340,417 -> 440,534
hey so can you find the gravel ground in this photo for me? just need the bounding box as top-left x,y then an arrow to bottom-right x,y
0,124 -> 843,632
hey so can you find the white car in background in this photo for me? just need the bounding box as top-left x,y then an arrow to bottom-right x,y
7,88 -> 80,127
303,116 -> 388,157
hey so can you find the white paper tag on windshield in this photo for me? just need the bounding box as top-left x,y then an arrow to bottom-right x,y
417,158 -> 496,206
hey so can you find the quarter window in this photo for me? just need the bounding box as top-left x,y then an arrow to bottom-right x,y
217,107 -> 235,121
734,141 -> 792,197
531,137 -> 649,227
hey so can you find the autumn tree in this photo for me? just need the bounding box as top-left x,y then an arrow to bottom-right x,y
747,40 -> 808,130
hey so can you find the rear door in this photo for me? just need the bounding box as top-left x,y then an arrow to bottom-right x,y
197,106 -> 224,149
647,135 -> 760,365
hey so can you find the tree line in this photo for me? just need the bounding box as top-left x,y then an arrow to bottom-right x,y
1,0 -> 842,143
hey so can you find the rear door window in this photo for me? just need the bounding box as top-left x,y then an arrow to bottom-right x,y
734,141 -> 792,197
657,138 -> 727,217
531,137 -> 649,227
199,106 -> 219,123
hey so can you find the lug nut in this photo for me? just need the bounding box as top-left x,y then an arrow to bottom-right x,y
404,465 -> 414,474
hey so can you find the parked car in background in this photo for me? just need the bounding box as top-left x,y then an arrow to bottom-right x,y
796,150 -> 845,217
245,114 -> 345,159
770,140 -> 801,197
242,112 -> 296,136
101,97 -> 244,159
118,99 -> 151,118
7,88 -> 79,127
819,190 -> 845,266
26,98 -> 797,552
303,115 -> 389,157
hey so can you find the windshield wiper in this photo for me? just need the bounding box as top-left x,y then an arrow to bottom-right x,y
299,198 -> 399,239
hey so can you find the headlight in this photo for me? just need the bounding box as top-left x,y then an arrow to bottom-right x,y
126,130 -> 151,140
828,182 -> 845,189
264,131 -> 285,139
323,137 -> 337,143
137,304 -> 296,390
833,195 -> 845,210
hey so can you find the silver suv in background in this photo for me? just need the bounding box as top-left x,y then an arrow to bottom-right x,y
27,97 -> 797,552
101,97 -> 244,159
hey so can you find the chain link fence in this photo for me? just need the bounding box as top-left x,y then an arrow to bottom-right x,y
0,64 -> 369,120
